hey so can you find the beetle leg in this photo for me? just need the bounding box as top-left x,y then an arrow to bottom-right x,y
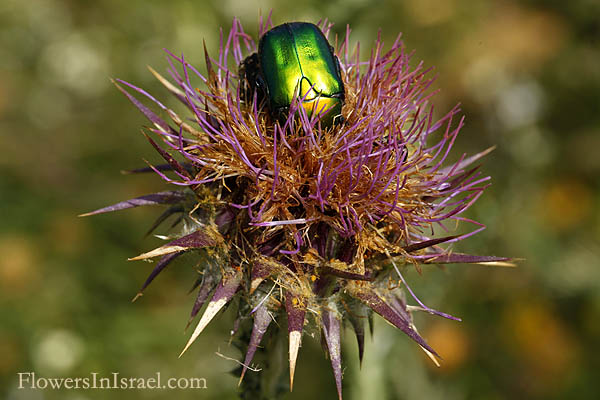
334,55 -> 343,82
255,73 -> 268,105
238,53 -> 259,104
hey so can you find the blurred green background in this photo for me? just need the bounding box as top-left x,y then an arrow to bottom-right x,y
1,0 -> 599,399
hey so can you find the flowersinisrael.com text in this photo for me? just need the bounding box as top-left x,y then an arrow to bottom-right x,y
17,372 -> 207,390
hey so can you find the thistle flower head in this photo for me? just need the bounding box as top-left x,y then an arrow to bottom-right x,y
86,15 -> 511,399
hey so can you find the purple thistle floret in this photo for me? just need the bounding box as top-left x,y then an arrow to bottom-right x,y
86,15 -> 511,400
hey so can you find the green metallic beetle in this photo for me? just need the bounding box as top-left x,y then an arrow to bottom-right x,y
239,22 -> 345,127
